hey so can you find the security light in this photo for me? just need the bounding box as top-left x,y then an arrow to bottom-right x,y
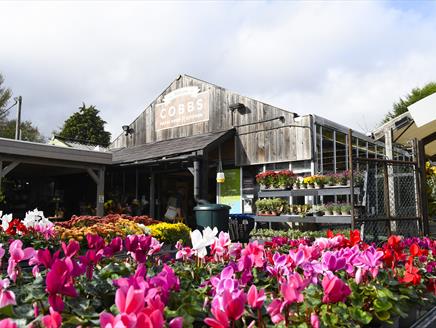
122,125 -> 134,136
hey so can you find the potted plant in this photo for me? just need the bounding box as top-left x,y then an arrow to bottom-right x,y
277,170 -> 295,189
332,203 -> 342,216
304,176 -> 315,189
313,175 -> 327,189
341,170 -> 350,186
293,179 -> 301,189
270,198 -> 285,215
324,203 -> 333,215
340,203 -> 351,215
255,199 -> 266,215
325,173 -> 335,187
313,205 -> 324,216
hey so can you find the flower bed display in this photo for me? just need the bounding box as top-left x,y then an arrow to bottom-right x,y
0,210 -> 435,327
256,170 -> 296,189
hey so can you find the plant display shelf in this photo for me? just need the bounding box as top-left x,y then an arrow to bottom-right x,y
258,185 -> 360,198
254,215 -> 352,225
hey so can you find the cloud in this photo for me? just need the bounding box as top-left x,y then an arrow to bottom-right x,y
0,1 -> 436,139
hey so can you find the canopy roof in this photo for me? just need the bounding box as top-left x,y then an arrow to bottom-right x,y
112,129 -> 235,165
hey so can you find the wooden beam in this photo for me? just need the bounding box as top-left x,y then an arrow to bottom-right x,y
1,161 -> 20,178
86,168 -> 99,184
96,168 -> 105,217
0,155 -> 105,170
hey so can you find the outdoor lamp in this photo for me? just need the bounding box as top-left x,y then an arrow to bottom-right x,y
122,125 -> 134,136
216,171 -> 225,183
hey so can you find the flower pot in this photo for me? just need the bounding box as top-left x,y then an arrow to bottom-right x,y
333,211 -> 341,216
314,183 -> 323,189
325,210 -> 333,216
293,183 -> 300,189
307,184 -> 314,189
342,210 -> 351,216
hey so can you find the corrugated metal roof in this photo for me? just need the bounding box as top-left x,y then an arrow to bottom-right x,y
112,129 -> 234,164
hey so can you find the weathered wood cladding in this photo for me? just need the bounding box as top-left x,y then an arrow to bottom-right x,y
110,75 -> 313,165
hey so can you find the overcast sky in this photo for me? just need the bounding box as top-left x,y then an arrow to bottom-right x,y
1,0 -> 436,140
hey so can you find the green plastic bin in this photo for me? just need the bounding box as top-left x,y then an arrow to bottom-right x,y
194,203 -> 231,232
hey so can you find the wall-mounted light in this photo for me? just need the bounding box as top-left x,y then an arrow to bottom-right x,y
122,125 -> 134,136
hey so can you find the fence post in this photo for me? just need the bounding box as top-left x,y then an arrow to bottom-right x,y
348,129 -> 355,230
383,162 -> 392,236
417,139 -> 430,235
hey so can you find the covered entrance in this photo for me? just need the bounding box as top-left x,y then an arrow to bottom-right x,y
0,138 -> 112,218
110,129 -> 235,225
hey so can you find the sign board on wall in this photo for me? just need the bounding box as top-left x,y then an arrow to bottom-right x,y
220,168 -> 241,214
155,86 -> 210,131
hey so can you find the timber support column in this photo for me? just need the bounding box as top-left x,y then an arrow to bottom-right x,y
150,172 -> 156,218
87,167 -> 106,217
193,160 -> 200,202
201,152 -> 209,201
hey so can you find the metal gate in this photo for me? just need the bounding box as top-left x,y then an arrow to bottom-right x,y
348,138 -> 428,242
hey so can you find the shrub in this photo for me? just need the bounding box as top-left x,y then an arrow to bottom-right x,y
148,222 -> 191,245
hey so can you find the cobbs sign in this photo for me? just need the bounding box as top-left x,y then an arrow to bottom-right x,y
155,86 -> 210,131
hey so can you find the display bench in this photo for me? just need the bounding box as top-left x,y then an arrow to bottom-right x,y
255,186 -> 358,229
258,185 -> 359,197
254,215 -> 352,229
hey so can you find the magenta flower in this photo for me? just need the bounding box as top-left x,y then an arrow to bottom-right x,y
61,240 -> 80,258
41,307 -> 62,328
311,312 -> 320,328
267,298 -> 284,324
115,285 -> 145,314
79,250 -> 103,280
86,234 -> 105,252
99,312 -> 137,328
29,249 -> 61,277
322,251 -> 346,272
46,259 -> 78,312
211,289 -> 246,322
204,307 -> 230,328
175,241 -> 194,261
247,285 -> 265,309
211,232 -> 231,260
280,273 -> 306,305
0,319 -> 17,328
0,279 -> 16,308
354,246 -> 384,279
240,241 -> 264,269
103,237 -> 123,257
169,317 -> 184,328
321,274 -> 351,303
211,266 -> 238,295
7,240 -> 35,282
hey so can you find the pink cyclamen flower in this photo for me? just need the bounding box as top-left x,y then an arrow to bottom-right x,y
62,240 -> 80,258
0,319 -> 17,328
267,298 -> 284,324
204,307 -> 229,328
322,274 -> 351,303
175,241 -> 194,261
311,313 -> 320,328
99,312 -> 137,328
281,273 -> 306,305
103,237 -> 123,257
46,259 -> 78,312
115,285 -> 145,315
247,285 -> 265,309
0,279 -> 16,308
7,240 -> 35,282
240,241 -> 264,268
41,307 -> 62,328
0,244 -> 5,266
169,317 -> 184,328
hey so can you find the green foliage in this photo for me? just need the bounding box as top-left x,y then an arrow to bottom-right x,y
59,103 -> 111,147
383,82 -> 436,123
0,73 -> 12,120
0,119 -> 45,142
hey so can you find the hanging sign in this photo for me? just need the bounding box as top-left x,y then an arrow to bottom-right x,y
155,86 -> 210,131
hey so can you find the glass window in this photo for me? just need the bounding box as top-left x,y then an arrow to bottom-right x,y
368,143 -> 376,159
316,125 -> 323,173
352,137 -> 359,160
377,145 -> 385,159
336,132 -> 347,172
322,128 -> 334,173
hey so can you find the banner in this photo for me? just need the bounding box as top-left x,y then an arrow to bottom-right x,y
220,168 -> 241,214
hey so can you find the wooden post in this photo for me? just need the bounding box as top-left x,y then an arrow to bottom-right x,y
383,162 -> 392,236
201,152 -> 209,201
193,160 -> 200,201
96,167 -> 105,217
150,172 -> 155,218
0,161 -> 3,194
417,139 -> 430,235
348,129 -> 355,230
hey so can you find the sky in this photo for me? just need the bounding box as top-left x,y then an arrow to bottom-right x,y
1,0 -> 436,141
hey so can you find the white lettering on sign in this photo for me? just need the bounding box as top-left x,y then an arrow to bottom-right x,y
155,87 -> 210,131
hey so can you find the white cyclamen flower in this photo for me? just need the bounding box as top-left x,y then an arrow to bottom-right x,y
1,213 -> 13,231
190,226 -> 219,259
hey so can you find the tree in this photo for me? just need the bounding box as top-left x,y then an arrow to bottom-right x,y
59,103 -> 111,147
0,73 -> 12,121
383,82 -> 436,123
0,119 -> 45,143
